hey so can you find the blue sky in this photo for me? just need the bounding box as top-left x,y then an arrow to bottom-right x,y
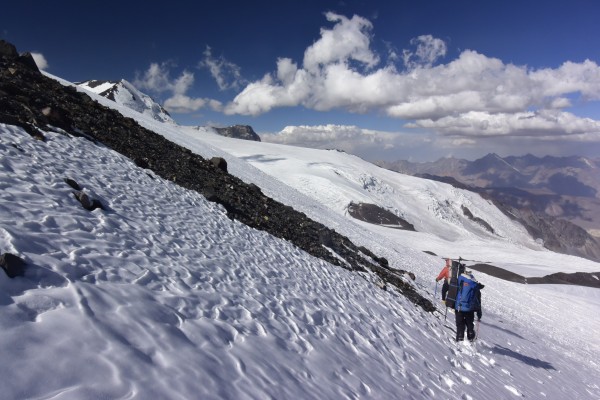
3,0 -> 600,161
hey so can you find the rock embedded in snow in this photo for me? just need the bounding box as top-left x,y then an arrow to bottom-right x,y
0,253 -> 26,278
73,190 -> 104,211
63,177 -> 82,191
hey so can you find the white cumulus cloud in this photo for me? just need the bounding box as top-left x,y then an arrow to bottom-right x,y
402,34 -> 447,70
407,109 -> 600,140
200,46 -> 246,91
260,124 -> 435,160
223,12 -> 600,142
134,62 -> 221,113
303,12 -> 379,72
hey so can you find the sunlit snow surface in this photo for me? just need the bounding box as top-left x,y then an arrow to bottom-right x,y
0,75 -> 599,399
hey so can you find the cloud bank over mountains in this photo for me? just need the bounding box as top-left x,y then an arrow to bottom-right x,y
131,11 -> 600,153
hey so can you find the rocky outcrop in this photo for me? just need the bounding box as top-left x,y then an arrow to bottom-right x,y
0,40 -> 434,312
213,125 -> 261,141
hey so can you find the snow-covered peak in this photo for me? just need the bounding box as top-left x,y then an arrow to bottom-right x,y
78,79 -> 175,124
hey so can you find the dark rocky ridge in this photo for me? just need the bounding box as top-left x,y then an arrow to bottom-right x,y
468,263 -> 600,288
0,40 -> 434,312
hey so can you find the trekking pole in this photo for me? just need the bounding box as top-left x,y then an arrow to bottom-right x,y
475,319 -> 480,340
434,281 -> 438,299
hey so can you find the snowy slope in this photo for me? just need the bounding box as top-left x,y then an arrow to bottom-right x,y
166,126 -> 600,277
1,73 -> 599,399
78,79 -> 175,124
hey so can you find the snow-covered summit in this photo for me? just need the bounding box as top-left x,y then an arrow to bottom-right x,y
78,79 -> 175,124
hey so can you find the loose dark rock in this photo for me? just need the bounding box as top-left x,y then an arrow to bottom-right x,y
134,157 -> 150,169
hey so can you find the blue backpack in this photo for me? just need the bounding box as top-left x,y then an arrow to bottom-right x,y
455,274 -> 482,312
444,260 -> 466,309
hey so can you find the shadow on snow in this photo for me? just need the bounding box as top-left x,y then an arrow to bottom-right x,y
490,345 -> 556,370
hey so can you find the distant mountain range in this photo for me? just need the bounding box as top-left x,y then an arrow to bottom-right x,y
378,154 -> 600,261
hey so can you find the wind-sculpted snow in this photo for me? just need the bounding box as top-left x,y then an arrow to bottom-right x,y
6,124 -> 597,399
1,116 -> 599,400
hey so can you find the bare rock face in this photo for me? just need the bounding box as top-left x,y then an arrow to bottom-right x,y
213,125 -> 261,141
